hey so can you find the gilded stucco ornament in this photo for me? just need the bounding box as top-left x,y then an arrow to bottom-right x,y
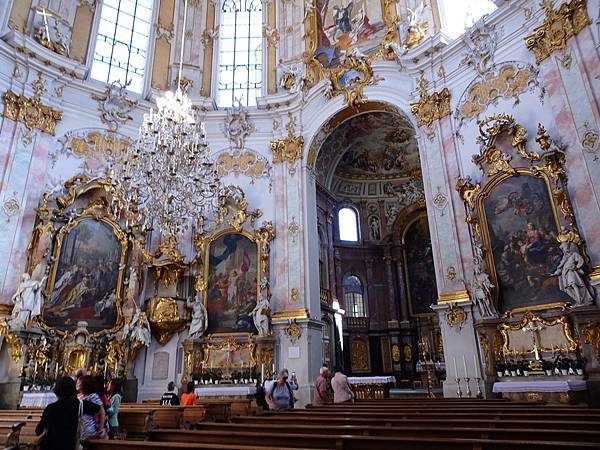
62,130 -> 132,161
32,7 -> 71,57
146,297 -> 188,346
402,1 -> 429,49
215,149 -> 272,186
584,321 -> 600,360
410,72 -> 451,127
91,81 -> 138,132
444,302 -> 467,330
0,319 -> 23,363
2,90 -> 62,135
142,238 -> 187,288
525,0 -> 591,64
270,114 -> 304,175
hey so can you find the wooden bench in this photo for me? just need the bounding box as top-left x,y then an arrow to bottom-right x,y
118,409 -> 155,438
85,440 -> 328,450
147,429 -> 600,449
232,415 -> 600,430
0,422 -> 23,449
189,421 -> 600,444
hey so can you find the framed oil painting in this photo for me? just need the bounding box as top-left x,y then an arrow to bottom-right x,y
482,174 -> 569,311
403,214 -> 438,315
312,0 -> 387,69
205,232 -> 259,334
44,218 -> 127,334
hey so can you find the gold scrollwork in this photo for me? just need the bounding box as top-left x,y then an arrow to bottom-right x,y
2,90 -> 62,135
499,311 -> 578,356
142,238 -> 187,288
201,335 -> 256,369
410,72 -> 451,127
524,0 -> 591,64
146,297 -> 187,346
270,135 -> 304,168
391,344 -> 401,363
351,338 -> 369,371
325,55 -> 377,109
402,344 -> 412,363
446,308 -> 467,328
583,320 -> 600,360
0,319 -> 23,363
455,177 -> 481,210
68,131 -> 131,158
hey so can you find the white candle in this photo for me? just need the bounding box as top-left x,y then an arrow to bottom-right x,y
261,363 -> 264,383
453,357 -> 458,379
473,354 -> 480,378
462,355 -> 468,378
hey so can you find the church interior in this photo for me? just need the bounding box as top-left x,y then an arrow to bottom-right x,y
1,0 -> 600,448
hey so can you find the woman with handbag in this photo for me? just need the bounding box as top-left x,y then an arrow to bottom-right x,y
76,375 -> 109,441
35,377 -> 101,450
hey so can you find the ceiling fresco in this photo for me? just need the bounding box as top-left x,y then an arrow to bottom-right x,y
315,111 -> 421,195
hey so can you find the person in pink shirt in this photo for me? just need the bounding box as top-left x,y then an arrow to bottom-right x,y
331,366 -> 354,403
313,366 -> 331,406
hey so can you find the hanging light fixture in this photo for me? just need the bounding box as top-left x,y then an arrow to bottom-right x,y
111,0 -> 226,244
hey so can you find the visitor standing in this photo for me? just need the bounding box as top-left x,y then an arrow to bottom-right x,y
266,369 -> 295,411
106,379 -> 122,439
331,366 -> 354,403
76,375 -> 108,441
313,366 -> 331,405
35,377 -> 101,450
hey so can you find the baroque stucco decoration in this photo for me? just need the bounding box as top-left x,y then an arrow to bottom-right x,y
91,81 -> 138,132
270,114 -> 304,175
524,0 -> 591,64
2,90 -> 62,135
410,72 -> 451,128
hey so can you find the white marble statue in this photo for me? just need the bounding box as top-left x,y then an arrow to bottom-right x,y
471,258 -> 498,318
9,272 -> 46,332
552,242 -> 594,305
187,296 -> 208,338
127,308 -> 151,348
252,295 -> 271,336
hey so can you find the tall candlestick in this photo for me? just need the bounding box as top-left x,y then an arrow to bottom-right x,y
462,355 -> 468,378
261,363 -> 265,383
453,357 -> 458,379
272,363 -> 275,375
473,354 -> 479,378
55,362 -> 59,380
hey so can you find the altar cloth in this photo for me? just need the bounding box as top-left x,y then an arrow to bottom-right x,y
195,386 -> 257,397
347,376 -> 396,385
20,391 -> 58,408
492,380 -> 587,393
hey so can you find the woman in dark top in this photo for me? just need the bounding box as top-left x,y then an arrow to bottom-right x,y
36,376 -> 101,450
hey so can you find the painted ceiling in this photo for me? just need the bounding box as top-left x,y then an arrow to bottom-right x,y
315,111 -> 422,196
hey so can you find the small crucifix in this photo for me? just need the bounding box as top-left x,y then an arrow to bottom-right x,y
522,320 -> 544,360
35,8 -> 52,46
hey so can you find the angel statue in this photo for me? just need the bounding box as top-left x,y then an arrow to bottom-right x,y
9,272 -> 46,332
552,242 -> 595,305
187,296 -> 208,339
127,308 -> 152,350
252,294 -> 271,337
470,257 -> 498,319
403,1 -> 429,49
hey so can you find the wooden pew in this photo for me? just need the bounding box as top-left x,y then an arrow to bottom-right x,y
189,421 -> 600,444
118,409 -> 154,438
85,440 -> 328,450
232,415 -> 600,430
147,429 -> 600,449
0,422 -> 23,449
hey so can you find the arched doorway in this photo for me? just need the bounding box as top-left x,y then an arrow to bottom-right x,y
309,103 -> 444,392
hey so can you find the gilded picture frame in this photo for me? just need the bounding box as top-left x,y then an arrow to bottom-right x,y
456,115 -> 589,314
42,214 -> 128,337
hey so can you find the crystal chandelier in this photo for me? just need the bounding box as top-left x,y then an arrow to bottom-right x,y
111,0 -> 226,243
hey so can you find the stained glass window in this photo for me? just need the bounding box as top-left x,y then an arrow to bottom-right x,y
217,0 -> 263,108
343,275 -> 365,318
338,207 -> 359,242
90,0 -> 154,94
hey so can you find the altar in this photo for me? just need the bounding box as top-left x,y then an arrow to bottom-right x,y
194,385 -> 257,399
492,378 -> 588,404
19,391 -> 57,408
347,376 -> 396,399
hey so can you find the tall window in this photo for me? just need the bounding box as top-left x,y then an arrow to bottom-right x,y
439,0 -> 496,39
343,275 -> 365,318
338,207 -> 359,242
217,0 -> 263,108
90,0 -> 154,94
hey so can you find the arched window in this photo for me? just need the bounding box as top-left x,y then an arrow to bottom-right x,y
438,0 -> 496,39
338,207 -> 359,242
343,275 -> 365,318
90,0 -> 154,93
217,0 -> 263,108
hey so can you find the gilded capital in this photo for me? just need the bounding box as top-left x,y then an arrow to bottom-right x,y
410,73 -> 451,127
3,90 -> 62,135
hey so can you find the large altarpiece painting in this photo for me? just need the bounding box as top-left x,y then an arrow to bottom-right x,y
457,115 -> 590,313
205,232 -> 259,334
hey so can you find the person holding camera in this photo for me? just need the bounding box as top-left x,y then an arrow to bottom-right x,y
266,368 -> 297,411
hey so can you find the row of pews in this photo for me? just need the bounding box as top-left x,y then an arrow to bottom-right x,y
3,398 -> 600,449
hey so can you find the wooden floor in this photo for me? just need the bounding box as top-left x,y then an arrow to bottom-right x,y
2,398 -> 599,449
